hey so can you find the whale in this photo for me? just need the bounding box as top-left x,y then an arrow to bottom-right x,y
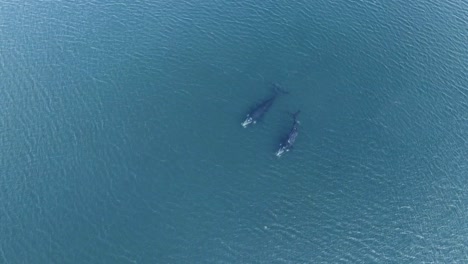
241,84 -> 287,128
275,111 -> 301,157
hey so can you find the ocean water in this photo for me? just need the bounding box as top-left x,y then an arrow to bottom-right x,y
1,0 -> 467,263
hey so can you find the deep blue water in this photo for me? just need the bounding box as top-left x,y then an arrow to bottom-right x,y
1,0 -> 468,263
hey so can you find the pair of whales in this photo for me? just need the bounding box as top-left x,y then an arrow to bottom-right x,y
241,85 -> 300,157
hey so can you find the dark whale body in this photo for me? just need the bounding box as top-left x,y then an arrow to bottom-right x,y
241,84 -> 287,128
275,111 -> 300,157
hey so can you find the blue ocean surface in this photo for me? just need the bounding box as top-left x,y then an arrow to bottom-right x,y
1,0 -> 467,263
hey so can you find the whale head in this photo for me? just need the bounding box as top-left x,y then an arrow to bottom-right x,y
241,117 -> 253,128
275,147 -> 286,157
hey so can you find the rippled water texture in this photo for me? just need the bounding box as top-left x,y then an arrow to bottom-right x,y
1,0 -> 467,263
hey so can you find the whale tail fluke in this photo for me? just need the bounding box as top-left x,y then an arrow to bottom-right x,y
287,110 -> 300,121
271,82 -> 289,95
292,110 -> 301,119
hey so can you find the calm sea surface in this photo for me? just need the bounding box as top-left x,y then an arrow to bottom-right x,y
1,0 -> 467,263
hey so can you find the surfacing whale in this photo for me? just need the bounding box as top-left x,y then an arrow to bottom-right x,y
275,110 -> 300,157
241,84 -> 287,128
